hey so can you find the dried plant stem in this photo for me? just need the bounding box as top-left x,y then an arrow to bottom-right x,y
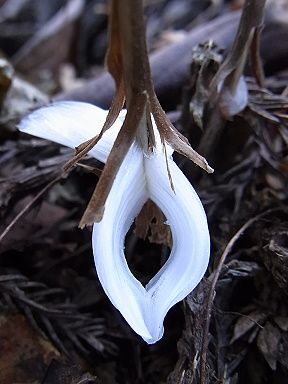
196,104 -> 225,159
117,0 -> 153,99
199,208 -> 280,384
79,94 -> 146,226
0,175 -> 62,243
78,0 -> 213,226
250,26 -> 265,88
198,0 -> 267,163
211,0 -> 267,91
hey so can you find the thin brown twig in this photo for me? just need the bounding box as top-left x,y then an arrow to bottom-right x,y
199,208 -> 280,384
0,174 -> 63,243
76,377 -> 98,384
214,307 -> 264,329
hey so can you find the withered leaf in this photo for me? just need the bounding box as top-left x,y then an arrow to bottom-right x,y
0,314 -> 59,384
248,103 -> 280,123
134,199 -> 172,247
257,321 -> 281,370
151,93 -> 213,173
273,316 -> 288,332
230,310 -> 266,344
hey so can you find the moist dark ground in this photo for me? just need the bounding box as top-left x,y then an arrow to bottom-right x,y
0,1 -> 288,383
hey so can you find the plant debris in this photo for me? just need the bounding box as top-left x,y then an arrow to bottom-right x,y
0,0 -> 288,383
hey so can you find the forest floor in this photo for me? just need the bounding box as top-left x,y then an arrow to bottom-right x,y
0,0 -> 288,383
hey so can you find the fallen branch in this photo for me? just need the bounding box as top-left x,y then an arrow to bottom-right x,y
56,11 -> 288,111
55,11 -> 241,109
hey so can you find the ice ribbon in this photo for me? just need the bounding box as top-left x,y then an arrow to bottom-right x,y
18,101 -> 210,344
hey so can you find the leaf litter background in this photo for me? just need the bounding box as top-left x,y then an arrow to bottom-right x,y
0,0 -> 288,383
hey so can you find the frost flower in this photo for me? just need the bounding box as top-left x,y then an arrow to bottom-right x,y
18,101 -> 210,344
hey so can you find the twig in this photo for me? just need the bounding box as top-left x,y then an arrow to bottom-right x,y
0,174 -> 63,243
214,307 -> 264,329
199,208 -> 280,384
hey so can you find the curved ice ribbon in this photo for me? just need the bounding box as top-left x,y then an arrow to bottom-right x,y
218,75 -> 248,117
18,101 -> 210,344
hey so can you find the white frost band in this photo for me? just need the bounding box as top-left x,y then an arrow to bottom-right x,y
18,101 -> 210,344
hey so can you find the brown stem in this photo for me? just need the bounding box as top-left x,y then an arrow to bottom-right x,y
79,92 -> 147,226
198,0 -> 267,163
116,0 -> 154,103
211,0 -> 267,91
78,0 -> 213,226
196,104 -> 225,160
250,26 -> 265,88
199,208 -> 280,384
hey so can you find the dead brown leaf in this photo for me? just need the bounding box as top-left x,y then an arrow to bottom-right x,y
0,313 -> 59,384
257,321 -> 281,370
230,310 -> 266,344
150,93 -> 213,173
134,200 -> 172,247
